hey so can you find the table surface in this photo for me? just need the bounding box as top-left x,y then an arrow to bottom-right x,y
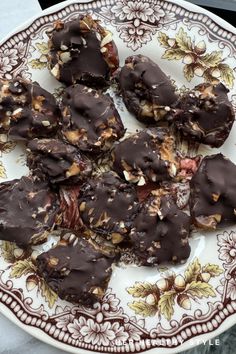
0,1 -> 236,353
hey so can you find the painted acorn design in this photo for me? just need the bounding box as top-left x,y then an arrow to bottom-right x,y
156,278 -> 172,292
13,248 -> 24,260
177,293 -> 191,310
194,40 -> 206,55
182,54 -> 195,65
210,68 -> 221,78
146,293 -> 159,305
26,274 -> 39,291
174,275 -> 186,292
194,65 -> 205,77
167,38 -> 176,48
128,258 -> 223,320
198,272 -> 211,283
158,27 -> 235,88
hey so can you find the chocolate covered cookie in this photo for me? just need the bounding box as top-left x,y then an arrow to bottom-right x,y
118,55 -> 178,123
61,84 -> 125,153
27,138 -> 92,184
130,189 -> 191,266
36,233 -> 116,304
170,83 -> 235,148
47,15 -> 119,87
78,172 -> 139,244
0,176 -> 60,247
190,153 -> 236,229
112,128 -> 178,185
0,78 -> 60,140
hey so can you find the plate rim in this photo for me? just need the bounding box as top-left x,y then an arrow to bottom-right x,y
0,0 -> 235,48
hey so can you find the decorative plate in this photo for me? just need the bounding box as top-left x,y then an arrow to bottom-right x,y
0,0 -> 236,353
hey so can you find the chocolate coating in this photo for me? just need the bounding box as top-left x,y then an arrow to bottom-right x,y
27,138 -> 92,184
61,84 -> 125,153
170,83 -> 235,148
78,172 -> 139,243
119,55 -> 178,123
190,153 -> 236,229
47,15 -> 119,87
0,78 -> 60,140
112,128 -> 178,185
36,234 -> 116,304
130,190 -> 191,266
0,176 -> 60,247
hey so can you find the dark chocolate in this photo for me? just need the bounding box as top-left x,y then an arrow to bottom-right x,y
130,190 -> 191,266
170,83 -> 235,148
61,84 -> 125,153
47,15 -> 119,87
36,233 -> 116,304
118,55 -> 178,123
27,138 -> 92,184
0,176 -> 60,247
78,171 -> 139,243
112,128 -> 178,185
0,78 -> 60,140
190,153 -> 236,229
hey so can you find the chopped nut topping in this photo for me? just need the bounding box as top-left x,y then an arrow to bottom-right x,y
111,232 -> 124,244
79,201 -> 86,212
212,193 -> 220,202
137,175 -> 146,186
66,162 -> 81,178
195,214 -> 222,229
101,31 -> 113,47
51,64 -> 60,79
60,51 -> 71,63
48,256 -> 59,267
32,95 -> 45,112
91,286 -> 104,297
41,120 -> 50,127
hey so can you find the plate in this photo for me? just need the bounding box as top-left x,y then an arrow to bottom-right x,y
0,0 -> 236,353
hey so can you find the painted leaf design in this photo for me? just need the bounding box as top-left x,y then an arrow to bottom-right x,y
35,42 -> 49,55
157,32 -> 169,48
29,59 -> 47,70
0,141 -> 16,154
158,290 -> 176,320
53,86 -> 65,100
202,69 -> 218,84
183,64 -> 195,82
218,63 -> 235,88
184,258 -> 201,283
200,51 -> 223,67
202,264 -> 223,277
1,241 -> 15,263
162,49 -> 185,60
127,282 -> 159,298
40,278 -> 58,309
175,28 -> 192,52
129,300 -> 157,317
39,54 -> 48,63
0,161 -> 6,179
185,281 -> 216,298
10,259 -> 37,278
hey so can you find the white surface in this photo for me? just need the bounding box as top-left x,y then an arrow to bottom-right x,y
0,4 -> 67,354
0,0 -> 41,38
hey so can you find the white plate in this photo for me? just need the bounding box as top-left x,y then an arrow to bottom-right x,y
0,1 -> 236,353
